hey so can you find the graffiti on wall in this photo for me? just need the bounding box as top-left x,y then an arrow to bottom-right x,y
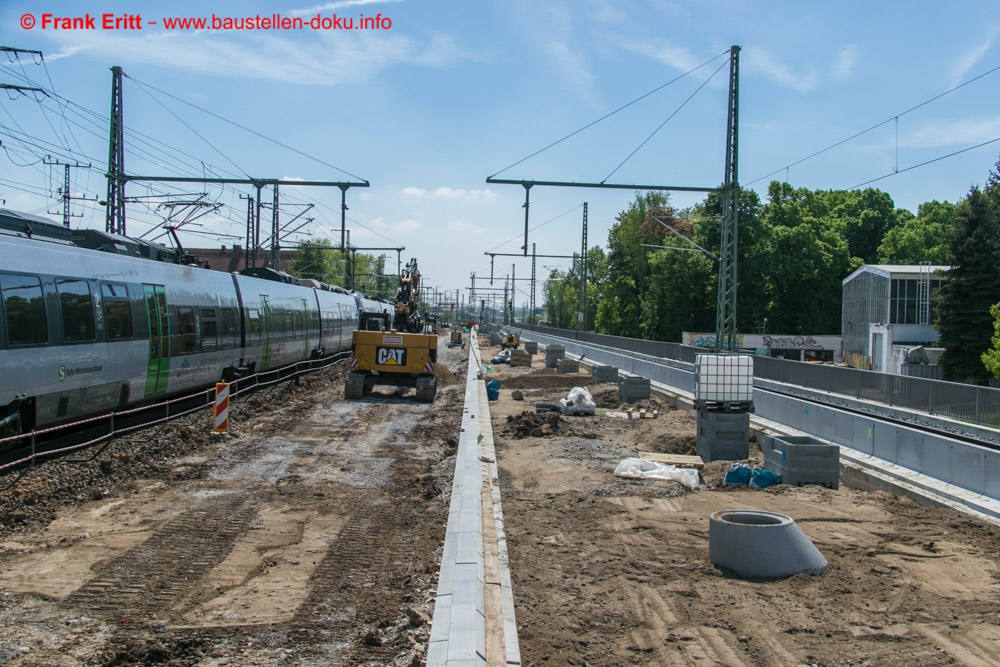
762,335 -> 822,350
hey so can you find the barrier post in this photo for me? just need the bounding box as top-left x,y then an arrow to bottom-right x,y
213,382 -> 230,433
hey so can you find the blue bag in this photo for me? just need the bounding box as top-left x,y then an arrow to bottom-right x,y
723,463 -> 752,485
486,379 -> 501,401
749,467 -> 781,489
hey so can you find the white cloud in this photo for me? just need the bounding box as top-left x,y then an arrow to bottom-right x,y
403,186 -> 497,200
395,219 -> 423,231
37,24 -> 470,86
904,115 -> 1000,149
949,33 -> 998,88
290,0 -> 404,18
832,45 -> 858,81
744,48 -> 818,93
620,40 -> 703,73
449,221 -> 483,233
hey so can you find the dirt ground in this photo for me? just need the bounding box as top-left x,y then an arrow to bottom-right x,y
3,333 -> 1000,666
480,336 -> 1000,667
0,341 -> 469,666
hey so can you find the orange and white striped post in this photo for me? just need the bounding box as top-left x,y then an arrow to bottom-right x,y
213,382 -> 230,433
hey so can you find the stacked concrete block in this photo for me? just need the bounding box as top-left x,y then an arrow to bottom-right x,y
510,349 -> 532,367
523,341 -> 538,355
557,358 -> 580,373
696,409 -> 750,462
592,365 -> 619,384
618,376 -> 651,403
545,345 -> 565,368
764,436 -> 840,489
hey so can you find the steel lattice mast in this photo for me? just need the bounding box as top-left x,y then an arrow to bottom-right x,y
715,45 -> 740,352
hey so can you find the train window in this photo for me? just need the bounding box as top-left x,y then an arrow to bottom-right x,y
101,283 -> 133,340
176,306 -> 197,353
1,274 -> 47,346
57,279 -> 95,343
201,308 -> 218,352
247,308 -> 261,345
220,308 -> 237,349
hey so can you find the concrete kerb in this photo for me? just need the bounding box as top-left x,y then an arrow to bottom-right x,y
427,330 -> 521,667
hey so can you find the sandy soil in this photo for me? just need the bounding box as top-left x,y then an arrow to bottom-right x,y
3,332 -> 1000,667
0,341 -> 469,666
480,336 -> 1000,667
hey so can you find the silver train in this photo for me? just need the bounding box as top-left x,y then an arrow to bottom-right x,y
0,223 -> 388,435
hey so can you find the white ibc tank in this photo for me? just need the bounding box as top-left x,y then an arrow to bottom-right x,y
694,353 -> 753,402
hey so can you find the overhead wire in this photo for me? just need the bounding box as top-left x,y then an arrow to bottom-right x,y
602,57 -> 729,183
848,135 -> 1000,190
746,62 -> 1000,186
488,48 -> 731,178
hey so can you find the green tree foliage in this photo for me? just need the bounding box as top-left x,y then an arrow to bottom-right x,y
290,239 -> 340,282
936,186 -> 1000,384
691,186 -> 768,334
289,239 -> 394,297
595,191 -> 670,336
832,188 -> 899,264
981,302 -> 1000,380
761,183 -> 857,334
640,239 -> 715,341
542,268 -> 577,329
877,200 -> 955,265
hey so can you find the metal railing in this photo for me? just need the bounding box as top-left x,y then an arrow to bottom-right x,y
0,352 -> 349,475
517,324 -> 1000,429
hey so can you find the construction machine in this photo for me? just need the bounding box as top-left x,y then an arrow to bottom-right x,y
500,331 -> 520,350
447,329 -> 464,349
345,258 -> 437,402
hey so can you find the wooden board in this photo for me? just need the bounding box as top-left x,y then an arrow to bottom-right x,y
637,452 -> 705,470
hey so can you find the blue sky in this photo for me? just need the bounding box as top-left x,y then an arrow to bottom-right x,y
2,0 -> 999,311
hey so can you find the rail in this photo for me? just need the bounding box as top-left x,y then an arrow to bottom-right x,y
518,324 -> 1000,430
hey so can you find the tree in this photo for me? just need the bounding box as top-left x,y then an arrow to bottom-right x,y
542,268 -> 577,329
981,302 -> 1000,380
640,239 -> 715,341
692,186 -> 768,334
290,239 -> 340,282
595,191 -> 671,336
761,183 -> 857,334
936,187 -> 1000,384
877,200 -> 955,265
832,188 -> 899,264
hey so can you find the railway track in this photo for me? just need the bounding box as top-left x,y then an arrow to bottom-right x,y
0,343 -> 467,665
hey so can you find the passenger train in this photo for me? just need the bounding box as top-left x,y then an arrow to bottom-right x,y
0,212 -> 390,437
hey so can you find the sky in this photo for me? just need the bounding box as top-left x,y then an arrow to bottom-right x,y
2,0 -> 999,312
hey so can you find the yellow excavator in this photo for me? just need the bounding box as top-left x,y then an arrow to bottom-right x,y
345,258 -> 437,402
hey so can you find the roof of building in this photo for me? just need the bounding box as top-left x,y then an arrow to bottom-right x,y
843,264 -> 950,284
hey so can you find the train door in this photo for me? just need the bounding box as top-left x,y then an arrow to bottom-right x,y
300,298 -> 310,359
260,295 -> 272,369
143,284 -> 170,396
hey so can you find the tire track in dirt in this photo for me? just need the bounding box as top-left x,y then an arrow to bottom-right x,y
62,492 -> 257,621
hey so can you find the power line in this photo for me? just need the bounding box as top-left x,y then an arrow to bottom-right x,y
746,62 -> 1000,186
488,49 -> 730,179
848,135 -> 1000,190
603,57 -> 729,183
124,73 -> 367,182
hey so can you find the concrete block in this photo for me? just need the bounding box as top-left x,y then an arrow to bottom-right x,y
523,341 -> 538,355
557,358 -> 579,373
545,345 -> 565,368
619,376 -> 650,403
764,435 -> 840,489
592,366 -> 619,384
510,350 -> 531,368
697,410 -> 749,462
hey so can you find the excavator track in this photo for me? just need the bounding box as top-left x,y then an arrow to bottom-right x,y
415,375 -> 437,404
345,371 -> 367,400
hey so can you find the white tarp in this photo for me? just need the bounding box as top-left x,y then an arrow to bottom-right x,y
613,457 -> 700,490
